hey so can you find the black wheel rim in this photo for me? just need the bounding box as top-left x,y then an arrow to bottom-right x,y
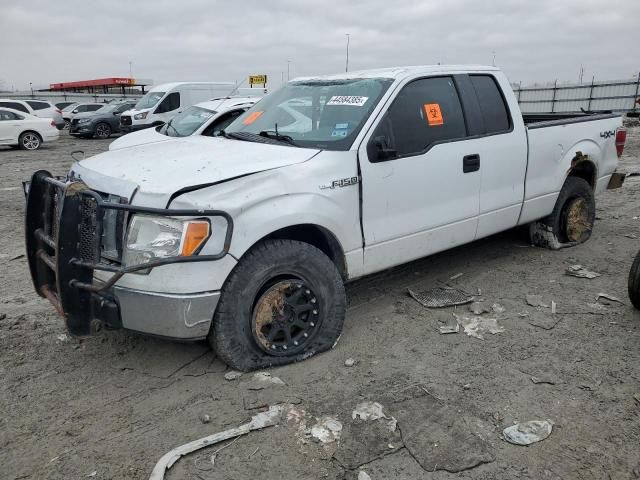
251,280 -> 321,356
96,124 -> 109,138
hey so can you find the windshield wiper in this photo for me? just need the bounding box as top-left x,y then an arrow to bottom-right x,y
258,130 -> 298,147
165,120 -> 179,137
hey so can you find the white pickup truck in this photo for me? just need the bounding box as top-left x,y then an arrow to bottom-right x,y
25,65 -> 627,371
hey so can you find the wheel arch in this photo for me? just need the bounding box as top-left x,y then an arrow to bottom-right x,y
249,224 -> 348,280
566,152 -> 597,189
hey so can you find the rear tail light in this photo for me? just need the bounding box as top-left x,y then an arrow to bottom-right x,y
615,127 -> 626,158
55,108 -> 62,113
51,120 -> 56,127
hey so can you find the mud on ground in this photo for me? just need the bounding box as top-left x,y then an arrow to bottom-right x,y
1,129 -> 639,480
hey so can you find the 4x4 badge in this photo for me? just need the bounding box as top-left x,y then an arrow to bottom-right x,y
319,176 -> 360,190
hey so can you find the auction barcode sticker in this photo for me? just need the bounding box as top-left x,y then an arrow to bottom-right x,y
327,96 -> 369,106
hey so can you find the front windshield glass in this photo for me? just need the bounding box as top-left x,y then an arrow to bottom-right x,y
225,77 -> 393,150
96,104 -> 119,114
161,106 -> 216,137
134,91 -> 165,110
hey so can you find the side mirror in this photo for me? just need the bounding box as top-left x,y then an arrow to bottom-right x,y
373,136 -> 397,161
72,109 -> 78,114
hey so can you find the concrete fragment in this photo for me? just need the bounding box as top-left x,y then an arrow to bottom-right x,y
456,315 -> 504,339
344,358 -> 356,367
224,370 -> 243,381
310,416 -> 342,444
565,264 -> 600,279
503,420 -> 553,445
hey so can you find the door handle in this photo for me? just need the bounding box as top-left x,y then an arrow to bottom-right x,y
463,154 -> 480,173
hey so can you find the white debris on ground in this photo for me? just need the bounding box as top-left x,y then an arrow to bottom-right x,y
358,471 -> 372,480
439,323 -> 460,334
56,333 -> 69,342
224,370 -> 243,381
565,264 -> 601,279
252,372 -> 285,386
454,314 -> 505,340
344,358 -> 356,367
352,401 -> 397,432
502,420 -> 553,445
310,416 -> 343,443
596,293 -> 625,304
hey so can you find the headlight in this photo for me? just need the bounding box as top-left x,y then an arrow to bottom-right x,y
77,118 -> 91,124
122,215 -> 210,267
134,112 -> 148,120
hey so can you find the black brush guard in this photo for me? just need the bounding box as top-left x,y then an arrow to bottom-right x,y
25,170 -> 233,336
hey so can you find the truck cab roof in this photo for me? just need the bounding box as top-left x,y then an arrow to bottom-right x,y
292,65 -> 500,82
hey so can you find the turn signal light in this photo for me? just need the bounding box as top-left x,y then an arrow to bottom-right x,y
615,128 -> 626,158
181,221 -> 210,256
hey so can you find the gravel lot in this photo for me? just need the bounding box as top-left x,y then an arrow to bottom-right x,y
1,127 -> 640,480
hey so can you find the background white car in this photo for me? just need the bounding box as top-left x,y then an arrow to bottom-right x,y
0,107 -> 60,150
0,99 -> 64,129
109,96 -> 260,150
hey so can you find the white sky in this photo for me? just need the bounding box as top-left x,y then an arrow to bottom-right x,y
1,0 -> 638,91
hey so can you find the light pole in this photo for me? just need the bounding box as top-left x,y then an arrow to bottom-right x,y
129,60 -> 133,78
29,82 -> 33,95
491,51 -> 496,67
345,33 -> 350,72
287,60 -> 291,81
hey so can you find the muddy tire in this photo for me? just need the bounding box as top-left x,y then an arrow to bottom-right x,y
210,239 -> 346,372
628,250 -> 640,310
529,177 -> 595,249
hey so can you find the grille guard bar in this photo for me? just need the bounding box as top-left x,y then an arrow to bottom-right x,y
25,170 -> 233,335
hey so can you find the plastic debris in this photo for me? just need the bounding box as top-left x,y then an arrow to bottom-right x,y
439,323 -> 460,334
503,420 -> 553,446
525,295 -> 548,308
344,358 -> 356,367
408,287 -> 474,308
469,302 -> 491,315
596,293 -> 625,305
358,471 -> 372,480
149,405 -> 284,480
352,401 -> 397,432
86,472 -> 97,478
224,370 -> 243,381
565,265 -> 601,279
310,416 -> 343,443
455,315 -> 504,339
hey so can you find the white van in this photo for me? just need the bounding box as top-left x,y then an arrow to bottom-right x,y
119,82 -> 236,132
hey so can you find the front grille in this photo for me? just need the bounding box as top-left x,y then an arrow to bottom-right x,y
71,119 -> 79,126
120,115 -> 132,126
78,196 -> 100,262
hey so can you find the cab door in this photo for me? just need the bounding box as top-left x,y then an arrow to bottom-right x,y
358,76 -> 481,274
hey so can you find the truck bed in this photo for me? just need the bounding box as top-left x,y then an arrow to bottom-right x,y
523,111 -> 617,127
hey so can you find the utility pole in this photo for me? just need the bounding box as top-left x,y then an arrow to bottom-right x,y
129,60 -> 133,77
491,51 -> 496,67
29,82 -> 33,95
345,33 -> 350,72
579,64 -> 584,84
287,60 -> 291,81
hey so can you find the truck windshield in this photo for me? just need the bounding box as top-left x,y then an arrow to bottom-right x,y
161,106 -> 216,137
134,92 -> 165,110
224,78 -> 393,150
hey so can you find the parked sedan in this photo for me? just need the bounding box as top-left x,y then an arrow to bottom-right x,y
0,99 -> 65,129
0,107 -> 59,150
69,101 -> 137,139
61,103 -> 104,127
109,97 -> 259,150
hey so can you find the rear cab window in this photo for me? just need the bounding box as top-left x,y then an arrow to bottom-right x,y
469,75 -> 511,134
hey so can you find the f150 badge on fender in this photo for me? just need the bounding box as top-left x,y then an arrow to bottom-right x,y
319,176 -> 361,190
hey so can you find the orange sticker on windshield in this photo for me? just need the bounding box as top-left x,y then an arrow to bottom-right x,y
423,103 -> 444,126
242,111 -> 263,125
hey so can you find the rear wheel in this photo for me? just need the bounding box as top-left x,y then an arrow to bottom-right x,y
94,122 -> 112,139
210,239 -> 346,371
628,250 -> 640,310
19,132 -> 41,150
529,176 -> 595,248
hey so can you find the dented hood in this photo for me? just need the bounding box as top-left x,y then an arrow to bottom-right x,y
73,136 -> 319,205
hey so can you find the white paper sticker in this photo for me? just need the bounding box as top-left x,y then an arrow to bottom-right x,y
327,96 -> 369,107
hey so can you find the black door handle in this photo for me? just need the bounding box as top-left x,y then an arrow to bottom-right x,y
463,154 -> 480,173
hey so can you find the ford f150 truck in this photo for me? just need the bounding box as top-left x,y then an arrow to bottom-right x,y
25,65 -> 627,371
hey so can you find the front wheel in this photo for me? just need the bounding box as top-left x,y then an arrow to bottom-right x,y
210,239 -> 346,371
94,122 -> 112,139
628,250 -> 640,310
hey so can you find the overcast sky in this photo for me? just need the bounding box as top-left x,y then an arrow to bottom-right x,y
1,0 -> 638,91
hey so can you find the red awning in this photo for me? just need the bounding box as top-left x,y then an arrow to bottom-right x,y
49,77 -> 145,90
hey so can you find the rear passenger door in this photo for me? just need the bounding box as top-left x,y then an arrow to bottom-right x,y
456,74 -> 527,238
358,76 -> 481,274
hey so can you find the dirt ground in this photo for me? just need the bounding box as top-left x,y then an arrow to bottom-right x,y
1,125 -> 640,480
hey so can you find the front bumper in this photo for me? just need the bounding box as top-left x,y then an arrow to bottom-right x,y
119,123 -> 152,133
25,171 -> 232,339
69,122 -> 94,135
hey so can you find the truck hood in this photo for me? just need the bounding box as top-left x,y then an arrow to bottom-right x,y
73,135 -> 320,206
108,126 -> 169,151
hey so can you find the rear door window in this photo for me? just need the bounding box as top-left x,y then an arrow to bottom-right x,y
373,76 -> 467,158
0,110 -> 23,120
469,75 -> 511,134
26,101 -> 50,110
86,105 -> 103,112
0,101 -> 29,113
